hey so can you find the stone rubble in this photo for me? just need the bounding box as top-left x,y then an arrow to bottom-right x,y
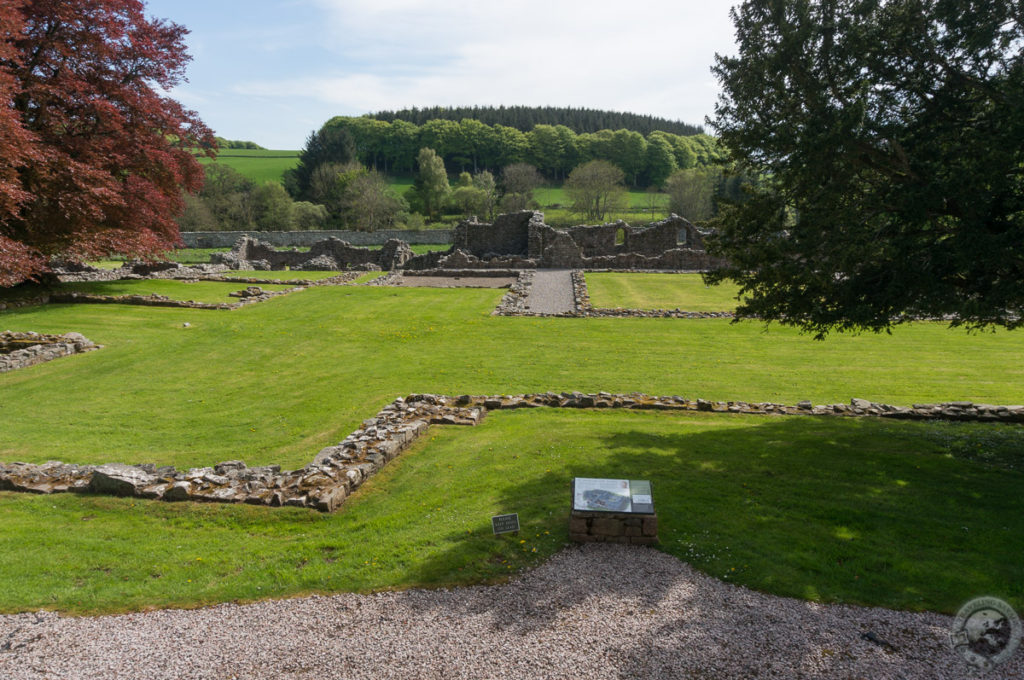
1,392 -> 1020,512
0,331 -> 99,373
47,287 -> 302,310
6,271 -> 368,312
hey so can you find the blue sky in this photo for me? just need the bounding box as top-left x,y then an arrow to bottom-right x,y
144,0 -> 740,149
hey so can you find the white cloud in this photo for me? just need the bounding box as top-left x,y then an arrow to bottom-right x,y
241,0 -> 739,130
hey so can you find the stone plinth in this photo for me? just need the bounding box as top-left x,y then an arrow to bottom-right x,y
569,510 -> 658,545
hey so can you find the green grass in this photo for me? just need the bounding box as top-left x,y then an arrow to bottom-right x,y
535,185 -> 670,227
587,272 -> 742,311
165,248 -> 229,264
3,285 -> 1024,469
59,280 -> 297,304
198,150 -> 300,184
0,408 -> 1019,616
2,284 -> 1024,614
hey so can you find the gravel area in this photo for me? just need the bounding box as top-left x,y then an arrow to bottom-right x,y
525,269 -> 576,315
398,275 -> 516,288
2,544 -> 1014,679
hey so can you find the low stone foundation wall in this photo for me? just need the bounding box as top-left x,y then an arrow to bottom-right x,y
0,394 -> 484,512
49,288 -> 302,310
6,272 -> 367,312
492,271 -> 534,315
1,392 -> 1020,513
0,295 -> 51,313
0,331 -> 99,373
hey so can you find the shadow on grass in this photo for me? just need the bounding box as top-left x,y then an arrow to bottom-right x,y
401,412 -> 1023,631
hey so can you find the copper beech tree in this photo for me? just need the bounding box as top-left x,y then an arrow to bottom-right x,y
0,0 -> 213,286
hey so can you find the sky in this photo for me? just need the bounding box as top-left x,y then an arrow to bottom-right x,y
143,0 -> 741,150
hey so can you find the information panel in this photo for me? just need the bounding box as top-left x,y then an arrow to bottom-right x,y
572,478 -> 654,514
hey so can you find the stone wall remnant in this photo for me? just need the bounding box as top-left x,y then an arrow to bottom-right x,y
1,393 -> 1019,513
452,211 -> 542,258
212,236 -> 414,272
203,211 -> 722,273
438,211 -> 726,270
0,331 -> 99,373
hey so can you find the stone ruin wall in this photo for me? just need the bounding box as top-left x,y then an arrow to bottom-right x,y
406,211 -> 726,271
211,236 -> 413,272
207,211 -> 724,273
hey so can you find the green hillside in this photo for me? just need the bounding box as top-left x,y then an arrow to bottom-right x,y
198,149 -> 300,184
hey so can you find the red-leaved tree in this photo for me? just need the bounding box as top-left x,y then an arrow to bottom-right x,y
0,0 -> 213,286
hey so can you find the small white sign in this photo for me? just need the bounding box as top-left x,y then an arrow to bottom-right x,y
631,494 -> 653,505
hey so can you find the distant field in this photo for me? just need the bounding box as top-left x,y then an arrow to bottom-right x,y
198,149 -> 300,184
535,185 -> 670,210
587,273 -> 742,311
531,186 -> 670,227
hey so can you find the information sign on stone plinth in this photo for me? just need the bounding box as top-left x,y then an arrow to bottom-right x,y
570,478 -> 658,545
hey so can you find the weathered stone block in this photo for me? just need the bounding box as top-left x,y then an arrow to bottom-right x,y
569,516 -> 589,534
312,486 -> 347,513
642,516 -> 658,536
88,464 -> 155,497
163,481 -> 192,502
570,533 -> 598,543
592,518 -> 624,536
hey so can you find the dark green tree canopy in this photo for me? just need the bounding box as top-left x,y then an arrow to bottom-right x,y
706,0 -> 1024,337
286,126 -> 357,201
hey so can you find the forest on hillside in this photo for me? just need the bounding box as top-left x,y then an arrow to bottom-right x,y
367,105 -> 703,137
309,116 -> 725,186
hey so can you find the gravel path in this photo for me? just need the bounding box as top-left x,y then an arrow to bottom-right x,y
398,276 -> 516,288
524,268 -> 575,315
1,544 -> 1012,679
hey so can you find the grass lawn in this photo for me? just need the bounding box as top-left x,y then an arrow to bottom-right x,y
1,284 -> 1023,615
587,272 -> 742,311
164,248 -> 230,264
198,150 -> 300,184
0,408 -> 1019,616
59,280 -> 298,304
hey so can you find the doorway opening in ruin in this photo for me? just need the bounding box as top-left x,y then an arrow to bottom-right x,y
615,227 -> 626,245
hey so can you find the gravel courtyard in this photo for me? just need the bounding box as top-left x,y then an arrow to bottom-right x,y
1,544 -> 1013,679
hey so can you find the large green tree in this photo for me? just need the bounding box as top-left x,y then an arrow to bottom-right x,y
409,148 -> 450,221
565,160 -> 627,222
286,124 -> 356,201
706,0 -> 1024,336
